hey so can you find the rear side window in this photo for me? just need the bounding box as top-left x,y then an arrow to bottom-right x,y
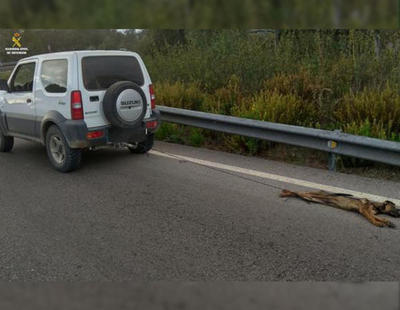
82,56 -> 144,91
41,59 -> 68,93
11,62 -> 36,92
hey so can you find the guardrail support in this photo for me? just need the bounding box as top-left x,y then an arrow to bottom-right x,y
328,153 -> 337,171
327,130 -> 341,171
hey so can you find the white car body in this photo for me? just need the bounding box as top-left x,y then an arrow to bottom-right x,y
0,50 -> 160,172
1,50 -> 153,130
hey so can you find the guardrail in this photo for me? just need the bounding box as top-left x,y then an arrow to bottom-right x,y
0,61 -> 16,72
158,106 -> 400,171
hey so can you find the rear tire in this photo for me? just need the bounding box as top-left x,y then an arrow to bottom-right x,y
128,134 -> 154,154
0,129 -> 14,152
46,125 -> 82,172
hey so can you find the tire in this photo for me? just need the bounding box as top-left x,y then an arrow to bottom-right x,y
45,125 -> 82,172
0,129 -> 14,152
128,134 -> 154,154
103,81 -> 147,129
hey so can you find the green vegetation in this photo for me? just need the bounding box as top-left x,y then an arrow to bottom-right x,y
151,30 -> 400,156
1,29 -> 400,169
0,71 -> 10,80
0,0 -> 397,28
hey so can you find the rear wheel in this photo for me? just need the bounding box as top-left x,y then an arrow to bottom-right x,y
0,129 -> 14,152
46,125 -> 82,172
128,134 -> 154,154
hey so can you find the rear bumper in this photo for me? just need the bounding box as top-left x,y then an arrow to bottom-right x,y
146,109 -> 161,132
67,109 -> 161,149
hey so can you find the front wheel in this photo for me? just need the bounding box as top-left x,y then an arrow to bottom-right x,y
0,129 -> 14,152
128,134 -> 154,154
46,125 -> 82,172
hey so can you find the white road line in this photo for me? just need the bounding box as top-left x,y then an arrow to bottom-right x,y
150,150 -> 400,205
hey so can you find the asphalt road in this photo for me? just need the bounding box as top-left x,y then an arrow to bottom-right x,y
0,282 -> 398,310
1,139 -> 400,281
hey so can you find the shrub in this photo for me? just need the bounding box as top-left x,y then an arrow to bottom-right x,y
232,90 -> 318,127
154,81 -> 205,111
335,85 -> 400,141
155,123 -> 185,144
188,128 -> 205,147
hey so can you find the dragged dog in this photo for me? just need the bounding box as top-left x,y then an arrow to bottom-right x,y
280,189 -> 400,228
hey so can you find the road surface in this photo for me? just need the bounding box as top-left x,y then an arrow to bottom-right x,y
0,139 -> 400,281
0,282 -> 398,310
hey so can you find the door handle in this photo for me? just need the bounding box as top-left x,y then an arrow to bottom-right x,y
26,98 -> 32,103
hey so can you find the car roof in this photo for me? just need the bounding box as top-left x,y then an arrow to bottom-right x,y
19,50 -> 139,62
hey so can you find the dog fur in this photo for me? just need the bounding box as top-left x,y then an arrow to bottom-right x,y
280,189 -> 400,228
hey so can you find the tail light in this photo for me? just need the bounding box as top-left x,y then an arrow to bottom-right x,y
87,130 -> 104,139
146,120 -> 158,130
71,90 -> 84,120
149,84 -> 156,110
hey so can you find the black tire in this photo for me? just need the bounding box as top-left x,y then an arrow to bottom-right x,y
45,125 -> 82,173
128,134 -> 154,154
103,81 -> 147,129
0,129 -> 14,152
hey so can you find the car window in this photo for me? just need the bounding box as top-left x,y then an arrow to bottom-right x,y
11,62 -> 36,92
41,59 -> 68,93
82,56 -> 144,91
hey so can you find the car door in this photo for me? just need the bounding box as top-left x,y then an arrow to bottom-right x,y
34,57 -> 71,138
3,61 -> 37,136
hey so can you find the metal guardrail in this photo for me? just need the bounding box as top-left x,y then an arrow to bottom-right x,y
158,106 -> 400,170
0,61 -> 17,72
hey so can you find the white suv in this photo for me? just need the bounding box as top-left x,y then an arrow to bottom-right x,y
0,50 -> 160,172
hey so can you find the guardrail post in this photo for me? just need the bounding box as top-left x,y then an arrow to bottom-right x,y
327,130 -> 342,172
328,152 -> 336,171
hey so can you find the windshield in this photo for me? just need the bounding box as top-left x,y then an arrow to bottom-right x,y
82,56 -> 145,91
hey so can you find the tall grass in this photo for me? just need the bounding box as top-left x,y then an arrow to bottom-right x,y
149,30 -> 400,153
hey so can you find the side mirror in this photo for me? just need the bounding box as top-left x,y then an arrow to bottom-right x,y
0,79 -> 9,92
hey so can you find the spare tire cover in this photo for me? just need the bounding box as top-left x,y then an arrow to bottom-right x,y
102,81 -> 147,128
